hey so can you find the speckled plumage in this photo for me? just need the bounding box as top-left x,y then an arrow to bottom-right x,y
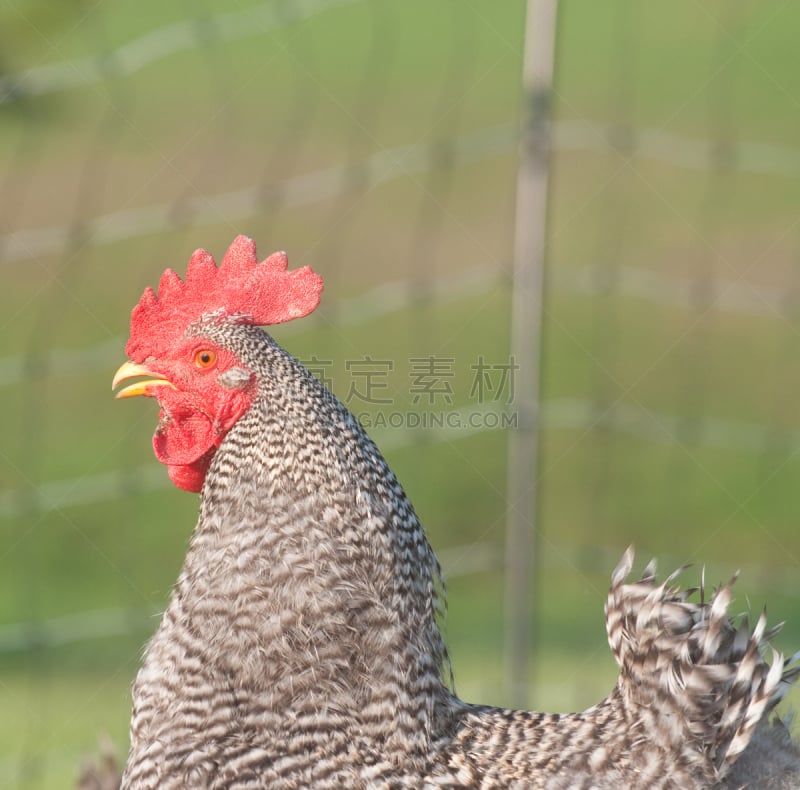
120,315 -> 800,789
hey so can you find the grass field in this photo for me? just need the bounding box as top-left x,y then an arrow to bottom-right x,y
2,1 -> 800,786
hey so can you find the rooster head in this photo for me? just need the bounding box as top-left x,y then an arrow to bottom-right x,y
112,235 -> 324,493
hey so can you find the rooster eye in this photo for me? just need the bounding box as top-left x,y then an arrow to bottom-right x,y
194,349 -> 217,369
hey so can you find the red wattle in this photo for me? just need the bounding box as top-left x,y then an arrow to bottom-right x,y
167,451 -> 216,493
153,409 -> 215,466
144,374 -> 254,493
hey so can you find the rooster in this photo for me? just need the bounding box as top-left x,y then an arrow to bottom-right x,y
113,236 -> 799,789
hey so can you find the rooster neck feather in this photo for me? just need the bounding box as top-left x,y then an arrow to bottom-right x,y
129,322 -> 452,771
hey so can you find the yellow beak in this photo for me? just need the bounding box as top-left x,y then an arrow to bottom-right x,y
112,360 -> 177,399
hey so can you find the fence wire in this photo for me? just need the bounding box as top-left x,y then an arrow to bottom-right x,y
1,1 -> 799,785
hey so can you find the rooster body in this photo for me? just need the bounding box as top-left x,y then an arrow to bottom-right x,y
115,238 -> 799,789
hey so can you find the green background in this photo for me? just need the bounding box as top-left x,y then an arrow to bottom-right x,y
1,1 -> 799,786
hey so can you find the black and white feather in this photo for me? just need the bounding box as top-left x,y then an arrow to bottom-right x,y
120,319 -> 800,789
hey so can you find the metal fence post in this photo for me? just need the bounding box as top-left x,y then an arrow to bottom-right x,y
505,0 -> 559,707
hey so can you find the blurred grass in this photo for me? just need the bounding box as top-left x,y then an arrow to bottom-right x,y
2,1 -> 800,787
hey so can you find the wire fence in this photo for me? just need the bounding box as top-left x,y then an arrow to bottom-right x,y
6,121 -> 800,266
4,255 -> 800,524
0,0 -> 359,103
2,0 -> 800,785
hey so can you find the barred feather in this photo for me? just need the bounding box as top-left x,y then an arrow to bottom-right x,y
606,549 -> 800,784
120,320 -> 799,789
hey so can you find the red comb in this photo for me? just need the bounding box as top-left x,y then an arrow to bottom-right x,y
126,235 -> 323,361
